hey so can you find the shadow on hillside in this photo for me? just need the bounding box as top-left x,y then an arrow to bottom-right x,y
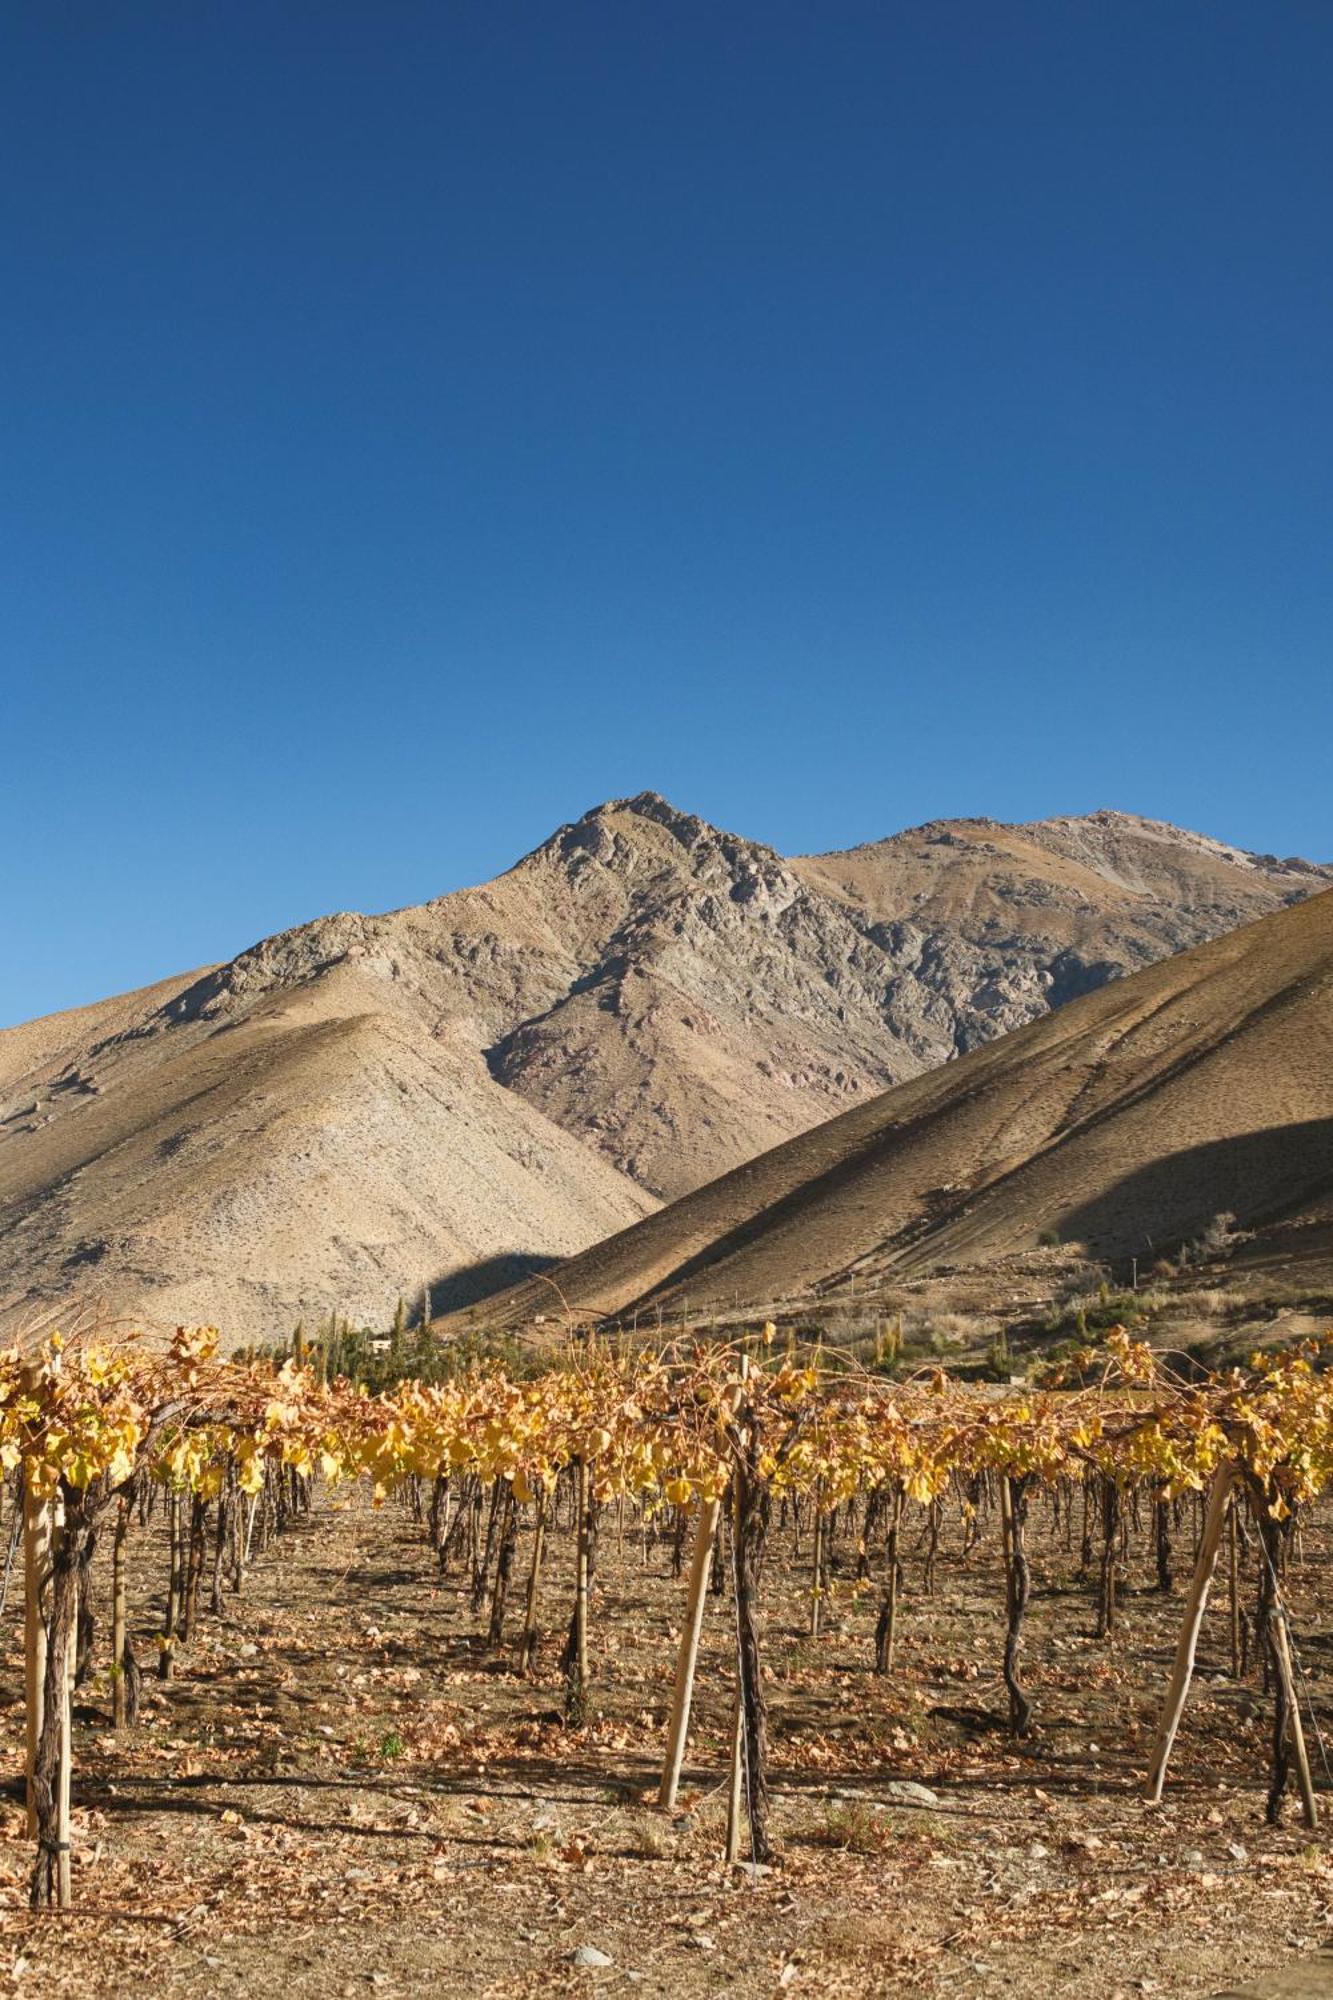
428,1251 -> 559,1315
1057,1118 -> 1333,1265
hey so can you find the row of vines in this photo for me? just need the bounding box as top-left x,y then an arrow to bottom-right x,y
5,1323 -> 1330,1906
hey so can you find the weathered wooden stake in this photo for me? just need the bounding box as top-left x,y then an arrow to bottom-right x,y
1145,1465 -> 1234,1801
1268,1599 -> 1318,1829
659,1493 -> 722,1809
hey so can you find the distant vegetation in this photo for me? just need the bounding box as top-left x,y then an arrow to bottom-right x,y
245,1297 -> 543,1389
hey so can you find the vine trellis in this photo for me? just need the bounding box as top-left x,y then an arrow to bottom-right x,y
5,1321 -> 1330,1904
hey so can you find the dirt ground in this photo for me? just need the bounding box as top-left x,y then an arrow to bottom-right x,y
0,1487 -> 1331,1999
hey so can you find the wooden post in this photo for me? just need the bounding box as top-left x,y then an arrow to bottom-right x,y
659,1493 -> 722,1808
1145,1465 -> 1234,1801
1269,1601 -> 1318,1829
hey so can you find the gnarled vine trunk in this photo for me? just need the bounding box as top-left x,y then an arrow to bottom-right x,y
1001,1474 -> 1033,1737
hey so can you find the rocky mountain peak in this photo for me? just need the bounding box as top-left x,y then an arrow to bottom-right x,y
521,792 -> 790,899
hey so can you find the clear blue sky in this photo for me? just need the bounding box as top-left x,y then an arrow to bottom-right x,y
3,3 -> 1330,1027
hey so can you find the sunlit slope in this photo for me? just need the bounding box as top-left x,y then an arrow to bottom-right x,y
468,887 -> 1333,1327
0,962 -> 654,1344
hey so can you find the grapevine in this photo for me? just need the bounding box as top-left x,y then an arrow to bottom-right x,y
3,1321 -> 1330,1904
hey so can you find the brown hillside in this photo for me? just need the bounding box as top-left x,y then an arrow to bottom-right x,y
1,794 -> 1325,1344
468,887 -> 1333,1330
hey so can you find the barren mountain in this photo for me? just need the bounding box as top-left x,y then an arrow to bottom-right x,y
469,886 -> 1333,1332
1,793 -> 1326,1344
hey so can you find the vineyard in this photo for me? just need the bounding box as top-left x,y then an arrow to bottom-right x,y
2,1323 -> 1332,1994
